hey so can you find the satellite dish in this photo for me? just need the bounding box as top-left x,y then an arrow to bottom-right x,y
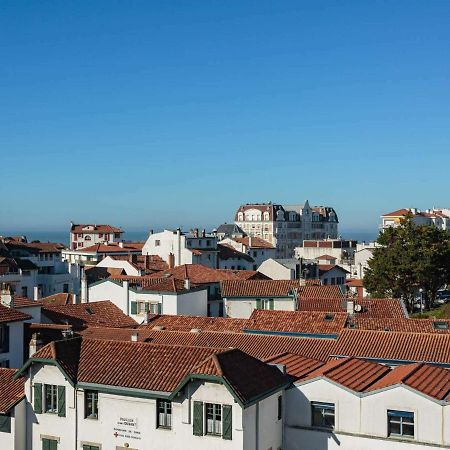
354,304 -> 362,313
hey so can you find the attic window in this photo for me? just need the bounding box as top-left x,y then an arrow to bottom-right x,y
433,321 -> 449,330
324,314 -> 334,321
85,307 -> 95,315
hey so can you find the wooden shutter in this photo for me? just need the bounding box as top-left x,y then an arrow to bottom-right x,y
269,299 -> 274,310
42,439 -> 57,450
256,299 -> 262,310
130,301 -> 138,314
34,383 -> 42,414
57,386 -> 66,417
222,404 -> 232,440
0,414 -> 11,433
193,401 -> 203,436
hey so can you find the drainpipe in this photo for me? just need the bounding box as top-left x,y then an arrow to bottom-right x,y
74,387 -> 78,450
255,402 -> 259,450
124,281 -> 130,315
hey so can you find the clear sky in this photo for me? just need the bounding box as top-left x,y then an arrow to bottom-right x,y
1,0 -> 449,235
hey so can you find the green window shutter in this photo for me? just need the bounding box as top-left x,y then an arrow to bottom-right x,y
130,301 -> 137,314
145,302 -> 150,313
269,299 -> 274,310
83,446 -> 99,450
42,439 -> 57,450
193,401 -> 203,436
157,303 -> 162,314
256,299 -> 261,310
0,414 -> 11,433
57,386 -> 66,417
34,383 -> 42,414
222,404 -> 232,440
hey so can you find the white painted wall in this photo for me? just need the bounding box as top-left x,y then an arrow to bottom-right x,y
258,259 -> 294,280
96,257 -> 141,276
224,297 -> 296,318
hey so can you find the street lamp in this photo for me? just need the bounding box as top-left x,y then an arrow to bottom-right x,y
419,288 -> 424,313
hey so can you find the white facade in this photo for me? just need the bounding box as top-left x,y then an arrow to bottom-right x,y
0,398 -> 26,450
88,279 -> 208,321
219,238 -> 277,270
381,208 -> 450,231
96,256 -> 142,276
0,321 -> 26,369
70,223 -> 123,250
235,201 -> 339,258
223,296 -> 296,319
286,378 -> 450,449
258,259 -> 298,280
143,229 -> 218,269
23,357 -> 283,450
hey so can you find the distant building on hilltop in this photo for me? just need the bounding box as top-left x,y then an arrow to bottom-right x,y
69,223 -> 124,250
234,201 -> 339,258
381,208 -> 450,231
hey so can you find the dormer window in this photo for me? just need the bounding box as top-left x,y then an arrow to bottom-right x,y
433,321 -> 449,330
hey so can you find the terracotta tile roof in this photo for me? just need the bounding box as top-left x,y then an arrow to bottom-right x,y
77,243 -> 142,253
21,242 -> 65,253
245,310 -> 347,335
318,264 -> 349,274
368,363 -> 450,400
317,254 -> 337,260
71,224 -> 123,234
109,276 -> 199,293
217,269 -> 270,280
11,297 -> 43,308
191,348 -> 288,404
0,304 -> 31,323
110,254 -> 169,273
221,280 -> 343,299
299,297 -> 407,319
141,314 -> 247,333
217,244 -> 254,262
382,208 -> 411,217
346,278 -> 364,287
303,357 -> 391,391
0,369 -> 25,413
147,264 -> 265,284
40,293 -> 76,307
42,300 -> 137,330
264,353 -> 325,380
85,266 -> 125,284
333,329 -> 450,365
352,318 -> 450,333
31,338 -> 288,403
233,237 -> 275,249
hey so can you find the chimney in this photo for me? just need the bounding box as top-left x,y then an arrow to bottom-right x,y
194,228 -> 199,238
80,272 -> 88,303
202,229 -> 206,238
129,253 -> 138,264
119,242 -> 124,248
131,331 -> 139,342
184,278 -> 191,290
0,284 -> 13,307
248,236 -> 252,247
168,253 -> 175,269
145,254 -> 151,270
33,286 -> 40,301
346,300 -> 355,315
29,332 -> 43,357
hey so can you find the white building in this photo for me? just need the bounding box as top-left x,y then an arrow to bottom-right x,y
217,244 -> 255,271
0,239 -> 75,299
295,239 -> 358,265
16,337 -> 287,450
143,229 -> 219,269
381,208 -> 450,231
70,223 -> 124,250
87,277 -> 209,321
219,236 -> 276,270
258,258 -> 318,281
235,201 -> 339,258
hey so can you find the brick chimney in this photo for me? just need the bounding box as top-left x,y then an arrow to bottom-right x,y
29,332 -> 43,357
145,254 -> 151,270
168,253 -> 175,269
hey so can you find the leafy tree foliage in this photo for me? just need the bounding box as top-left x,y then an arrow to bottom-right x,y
364,215 -> 450,311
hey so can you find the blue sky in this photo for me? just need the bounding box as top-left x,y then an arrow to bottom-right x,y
1,0 -> 449,234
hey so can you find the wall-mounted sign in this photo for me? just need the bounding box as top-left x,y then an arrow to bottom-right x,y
113,416 -> 141,441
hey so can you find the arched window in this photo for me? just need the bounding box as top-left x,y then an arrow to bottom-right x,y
238,212 -> 244,221
263,212 -> 270,221
85,236 -> 92,241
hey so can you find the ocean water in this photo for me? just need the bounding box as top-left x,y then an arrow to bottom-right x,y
0,231 -> 150,246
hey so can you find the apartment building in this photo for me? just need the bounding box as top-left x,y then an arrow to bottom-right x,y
381,208 -> 450,231
234,201 -> 339,258
70,223 -> 123,250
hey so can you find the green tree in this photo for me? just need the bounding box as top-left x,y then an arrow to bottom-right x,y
364,215 -> 450,312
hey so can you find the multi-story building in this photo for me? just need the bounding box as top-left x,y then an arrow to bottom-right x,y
381,208 -> 450,231
70,223 -> 124,250
0,238 -> 75,298
143,229 -> 219,269
234,201 -> 339,258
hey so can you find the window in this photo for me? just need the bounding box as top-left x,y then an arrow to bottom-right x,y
82,445 -> 99,450
157,400 -> 172,429
206,240 -> 211,247
311,402 -> 335,429
85,390 -> 98,419
206,403 -> 222,436
0,325 -> 9,353
42,438 -> 58,450
114,233 -> 120,239
0,413 -> 11,433
324,314 -> 334,321
256,299 -> 274,310
433,321 -> 449,330
387,410 -> 414,438
277,396 -> 282,420
137,301 -> 147,315
45,385 -> 58,413
85,236 -> 92,241
155,240 -> 161,247
22,286 -> 28,297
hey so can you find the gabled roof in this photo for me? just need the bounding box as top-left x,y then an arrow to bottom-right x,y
233,237 -> 275,249
42,300 -> 137,330
352,317 -> 450,333
40,293 -> 76,307
245,309 -> 347,336
0,304 -> 32,324
264,353 -> 325,380
0,369 -> 25,413
26,338 -> 289,406
382,208 -> 411,217
368,363 -> 450,400
302,357 -> 390,391
11,297 -> 43,308
71,224 -> 123,234
218,244 -> 254,262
